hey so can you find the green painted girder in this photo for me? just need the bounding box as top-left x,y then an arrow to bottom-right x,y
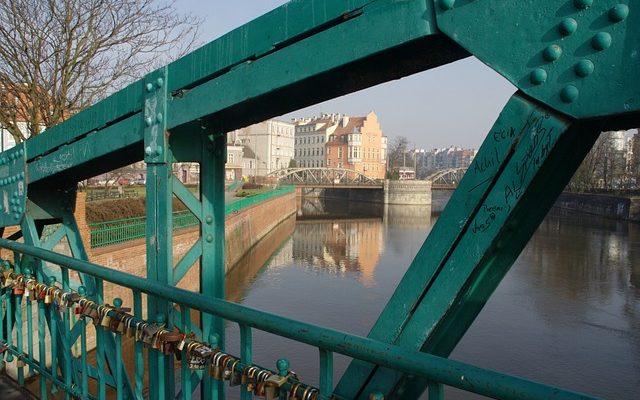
336,1 -> 640,397
434,0 -> 639,120
24,0 -> 467,186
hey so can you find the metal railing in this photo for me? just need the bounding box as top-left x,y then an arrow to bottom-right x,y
88,186 -> 294,248
0,239 -> 597,400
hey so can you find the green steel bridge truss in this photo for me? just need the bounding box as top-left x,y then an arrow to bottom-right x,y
0,1 -> 638,399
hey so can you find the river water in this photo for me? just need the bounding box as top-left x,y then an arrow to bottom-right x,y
224,192 -> 640,399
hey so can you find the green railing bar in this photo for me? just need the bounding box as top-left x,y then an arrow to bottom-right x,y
0,238 -> 598,400
88,186 -> 294,248
240,324 -> 252,400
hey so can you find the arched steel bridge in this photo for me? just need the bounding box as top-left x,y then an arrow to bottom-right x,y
426,167 -> 467,189
267,167 -> 382,188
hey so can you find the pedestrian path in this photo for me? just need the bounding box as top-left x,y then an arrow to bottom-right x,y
0,373 -> 36,399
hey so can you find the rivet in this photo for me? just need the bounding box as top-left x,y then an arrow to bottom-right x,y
155,147 -> 163,156
145,117 -> 153,127
206,235 -> 213,243
145,146 -> 153,156
438,0 -> 455,10
543,45 -> 562,62
205,216 -> 213,224
13,213 -> 19,219
530,68 -> 548,85
609,4 -> 629,22
18,149 -> 23,157
145,83 -> 154,92
19,172 -> 24,179
560,85 -> 579,103
574,0 -> 593,9
559,18 -> 578,36
156,113 -> 163,123
9,153 -> 14,161
592,32 -> 612,50
156,77 -> 164,88
575,60 -> 595,77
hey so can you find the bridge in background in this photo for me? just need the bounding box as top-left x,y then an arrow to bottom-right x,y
267,167 -> 466,192
266,167 -> 382,189
426,168 -> 467,190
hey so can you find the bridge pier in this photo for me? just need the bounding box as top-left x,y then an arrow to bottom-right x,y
383,180 -> 432,205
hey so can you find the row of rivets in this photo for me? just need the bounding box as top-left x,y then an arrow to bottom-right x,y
0,149 -> 25,165
10,191 -> 22,219
532,3 -> 628,103
0,172 -> 25,186
145,77 -> 164,93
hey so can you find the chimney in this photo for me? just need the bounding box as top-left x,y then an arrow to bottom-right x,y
341,116 -> 349,127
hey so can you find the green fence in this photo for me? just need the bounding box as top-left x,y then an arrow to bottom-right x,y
89,186 -> 293,248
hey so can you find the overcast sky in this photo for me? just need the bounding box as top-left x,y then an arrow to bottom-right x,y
179,1 -> 516,149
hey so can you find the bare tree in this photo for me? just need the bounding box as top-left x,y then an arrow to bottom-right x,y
0,0 -> 201,143
387,136 -> 409,172
569,131 -> 629,191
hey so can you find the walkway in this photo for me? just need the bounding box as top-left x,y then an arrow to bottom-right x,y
0,373 -> 36,399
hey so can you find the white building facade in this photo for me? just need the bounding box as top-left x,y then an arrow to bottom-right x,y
293,113 -> 342,168
230,119 -> 295,177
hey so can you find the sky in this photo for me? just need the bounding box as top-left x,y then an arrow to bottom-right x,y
178,1 -> 516,149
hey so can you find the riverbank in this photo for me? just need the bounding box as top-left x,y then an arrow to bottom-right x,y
555,192 -> 640,221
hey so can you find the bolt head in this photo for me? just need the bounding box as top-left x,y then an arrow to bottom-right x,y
438,0 -> 455,10
206,235 -> 213,243
145,146 -> 153,156
156,113 -> 163,124
609,4 -> 629,22
592,32 -> 612,51
559,18 -> 578,36
145,117 -> 153,127
530,68 -> 548,85
205,216 -> 213,224
156,77 -> 164,88
575,60 -> 595,77
146,83 -> 154,92
574,0 -> 593,9
560,85 -> 579,103
543,45 -> 562,62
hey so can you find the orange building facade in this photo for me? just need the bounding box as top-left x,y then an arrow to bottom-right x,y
324,111 -> 387,180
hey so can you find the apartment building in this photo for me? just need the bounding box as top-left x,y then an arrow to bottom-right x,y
229,119 -> 295,176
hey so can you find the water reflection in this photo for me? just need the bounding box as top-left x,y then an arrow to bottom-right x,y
228,198 -> 639,399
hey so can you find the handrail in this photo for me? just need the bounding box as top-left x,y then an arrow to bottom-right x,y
88,186 -> 294,248
0,237 -> 597,400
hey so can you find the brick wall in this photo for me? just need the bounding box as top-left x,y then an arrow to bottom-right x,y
83,191 -> 297,306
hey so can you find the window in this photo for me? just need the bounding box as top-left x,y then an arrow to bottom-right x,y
338,147 -> 343,159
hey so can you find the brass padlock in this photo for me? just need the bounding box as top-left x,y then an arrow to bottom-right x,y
23,282 -> 31,299
176,334 -> 186,351
229,360 -> 242,387
210,352 -> 224,380
100,307 -> 112,328
264,374 -> 287,400
44,288 -> 52,304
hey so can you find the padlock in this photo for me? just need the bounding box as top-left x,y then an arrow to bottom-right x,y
229,360 -> 242,387
16,357 -> 26,368
44,288 -> 52,304
264,374 -> 287,400
100,307 -> 112,329
289,383 -> 300,400
222,357 -> 234,381
176,334 -> 186,351
210,353 -> 224,380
